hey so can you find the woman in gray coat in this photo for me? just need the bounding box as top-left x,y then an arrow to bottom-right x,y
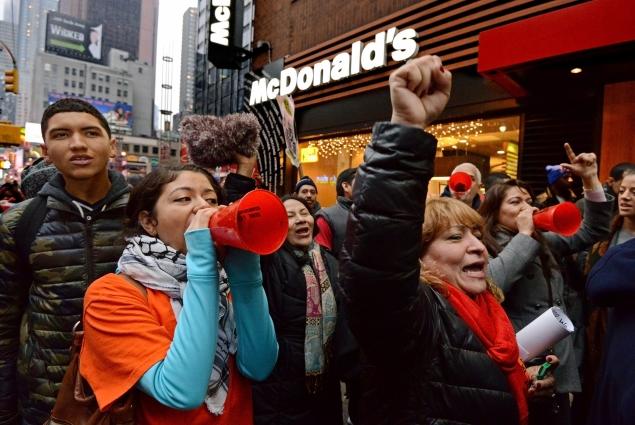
479,145 -> 613,425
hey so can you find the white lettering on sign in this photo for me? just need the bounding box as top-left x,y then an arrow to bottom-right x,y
50,24 -> 85,42
249,27 -> 419,105
209,0 -> 231,46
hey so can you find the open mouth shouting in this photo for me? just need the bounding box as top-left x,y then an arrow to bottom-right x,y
462,260 -> 486,279
294,224 -> 311,238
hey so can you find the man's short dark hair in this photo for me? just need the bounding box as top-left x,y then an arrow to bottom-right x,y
41,98 -> 111,139
484,172 -> 511,192
609,162 -> 635,181
336,168 -> 356,197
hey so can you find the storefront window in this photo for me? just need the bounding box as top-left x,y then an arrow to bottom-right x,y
299,134 -> 369,207
299,115 -> 520,207
427,115 -> 520,197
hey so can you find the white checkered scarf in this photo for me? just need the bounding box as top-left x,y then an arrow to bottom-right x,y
118,234 -> 237,415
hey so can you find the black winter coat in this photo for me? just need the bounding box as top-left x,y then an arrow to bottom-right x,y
339,123 -> 519,425
253,242 -> 354,425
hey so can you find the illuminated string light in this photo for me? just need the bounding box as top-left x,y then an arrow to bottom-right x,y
427,119 -> 484,139
304,119 -> 512,161
309,133 -> 372,158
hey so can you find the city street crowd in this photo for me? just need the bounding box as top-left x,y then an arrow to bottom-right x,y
0,55 -> 634,425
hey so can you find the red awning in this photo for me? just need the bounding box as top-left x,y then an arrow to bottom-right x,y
478,0 -> 635,97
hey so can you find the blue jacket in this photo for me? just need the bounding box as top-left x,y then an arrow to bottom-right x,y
586,237 -> 635,425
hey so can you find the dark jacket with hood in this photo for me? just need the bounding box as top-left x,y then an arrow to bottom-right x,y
340,123 -> 519,424
0,171 -> 129,425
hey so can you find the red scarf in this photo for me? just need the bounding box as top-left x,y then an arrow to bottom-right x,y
443,283 -> 529,425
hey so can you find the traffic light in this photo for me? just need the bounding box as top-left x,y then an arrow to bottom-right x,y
4,69 -> 18,94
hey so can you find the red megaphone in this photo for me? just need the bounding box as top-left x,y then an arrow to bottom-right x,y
533,202 -> 582,236
449,171 -> 472,193
208,189 -> 288,255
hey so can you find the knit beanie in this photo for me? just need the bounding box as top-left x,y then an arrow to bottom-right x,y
294,176 -> 317,193
21,158 -> 58,198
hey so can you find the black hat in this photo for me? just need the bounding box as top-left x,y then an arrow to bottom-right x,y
294,176 -> 317,193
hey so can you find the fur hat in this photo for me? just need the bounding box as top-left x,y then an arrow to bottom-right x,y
179,113 -> 261,168
294,176 -> 317,193
546,165 -> 566,186
20,158 -> 58,198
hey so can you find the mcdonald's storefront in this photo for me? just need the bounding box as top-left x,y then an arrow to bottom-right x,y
252,0 -> 635,207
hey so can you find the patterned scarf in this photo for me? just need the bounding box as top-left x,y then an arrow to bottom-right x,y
290,241 -> 337,394
117,235 -> 237,415
443,283 -> 529,425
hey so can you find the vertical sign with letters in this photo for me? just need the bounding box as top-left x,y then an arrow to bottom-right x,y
207,0 -> 245,69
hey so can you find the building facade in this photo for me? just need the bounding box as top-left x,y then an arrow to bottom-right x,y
59,0 -> 158,66
108,49 -> 154,137
0,20 -> 17,123
2,2 -> 18,22
114,133 -> 181,172
56,0 -> 157,135
179,7 -> 197,116
29,48 -> 155,136
251,0 -> 635,206
60,0 -> 140,61
138,0 -> 159,67
16,0 -> 59,126
58,0 -> 86,18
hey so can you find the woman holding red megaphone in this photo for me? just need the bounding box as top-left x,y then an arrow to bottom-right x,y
79,165 -> 278,424
532,202 -> 582,236
479,143 -> 614,424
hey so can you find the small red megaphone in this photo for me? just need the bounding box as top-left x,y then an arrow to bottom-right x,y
533,202 -> 582,236
209,189 -> 288,255
449,171 -> 472,193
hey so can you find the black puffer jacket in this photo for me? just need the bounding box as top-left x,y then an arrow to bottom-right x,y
0,171 -> 129,425
339,123 -> 519,424
253,242 -> 356,425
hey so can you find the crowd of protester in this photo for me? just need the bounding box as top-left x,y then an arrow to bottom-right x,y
0,55 -> 633,425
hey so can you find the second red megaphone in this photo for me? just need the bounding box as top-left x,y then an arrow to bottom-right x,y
449,171 -> 472,193
533,202 -> 582,236
209,189 -> 288,255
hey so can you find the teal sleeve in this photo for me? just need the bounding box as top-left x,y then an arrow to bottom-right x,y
223,248 -> 278,381
136,229 -> 219,410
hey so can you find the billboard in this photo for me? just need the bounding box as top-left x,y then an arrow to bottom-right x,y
48,92 -> 133,134
45,12 -> 103,63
